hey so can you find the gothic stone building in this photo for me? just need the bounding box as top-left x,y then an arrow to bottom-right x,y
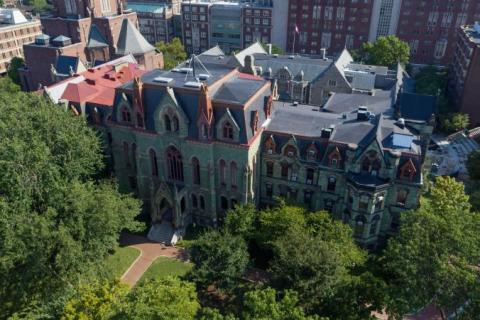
105,48 -> 432,248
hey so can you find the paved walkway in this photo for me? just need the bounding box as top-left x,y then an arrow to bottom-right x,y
119,232 -> 187,286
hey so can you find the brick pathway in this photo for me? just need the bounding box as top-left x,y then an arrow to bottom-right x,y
119,232 -> 188,286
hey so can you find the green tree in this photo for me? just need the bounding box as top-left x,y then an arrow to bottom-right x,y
440,113 -> 469,133
156,38 -> 188,70
241,288 -> 322,320
223,203 -> 256,240
7,57 -> 25,85
0,92 -> 142,317
260,42 -> 283,55
382,177 -> 480,319
360,35 -> 410,67
197,308 -> 237,320
188,230 -> 249,292
269,228 -> 365,314
414,65 -> 447,96
467,150 -> 480,181
61,280 -> 128,320
120,277 -> 200,320
0,76 -> 21,94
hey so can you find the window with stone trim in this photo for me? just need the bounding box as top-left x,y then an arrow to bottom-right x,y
222,121 -> 234,140
219,160 -> 227,185
192,194 -> 198,208
230,162 -> 238,188
121,107 -> 131,123
306,168 -> 314,185
284,145 -> 297,158
327,176 -> 336,192
354,215 -> 367,237
359,194 -> 369,211
396,188 -> 408,206
166,146 -> 183,182
149,149 -> 159,177
370,215 -> 380,236
192,157 -> 201,185
266,161 -> 274,177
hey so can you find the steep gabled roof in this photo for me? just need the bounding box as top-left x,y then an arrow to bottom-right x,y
87,24 -> 108,48
116,19 -> 155,55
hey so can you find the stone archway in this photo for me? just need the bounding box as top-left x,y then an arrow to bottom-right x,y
152,182 -> 177,228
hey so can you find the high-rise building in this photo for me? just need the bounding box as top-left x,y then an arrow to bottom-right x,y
396,0 -> 480,65
450,22 -> 480,126
285,0 -> 480,65
181,0 -> 274,55
0,8 -> 41,74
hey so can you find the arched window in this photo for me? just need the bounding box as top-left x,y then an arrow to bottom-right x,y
181,197 -> 186,213
192,157 -> 201,185
327,176 -> 336,192
222,122 -> 234,140
192,194 -> 198,208
264,136 -> 275,154
121,107 -> 131,122
201,124 -> 209,139
284,145 -> 297,157
131,143 -> 137,173
136,113 -> 144,128
149,149 -> 158,176
172,115 -> 179,132
123,142 -> 130,167
266,161 -> 274,177
164,114 -> 171,131
230,162 -> 238,187
354,215 -> 367,237
219,160 -> 226,185
361,151 -> 381,175
370,215 -> 380,236
166,146 -> 184,182
200,195 -> 205,210
220,196 -> 228,211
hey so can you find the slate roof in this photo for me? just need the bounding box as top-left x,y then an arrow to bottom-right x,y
55,55 -> 80,75
213,74 -> 265,104
87,24 -> 108,48
399,92 -> 436,122
116,18 -> 155,55
251,53 -> 333,81
322,92 -> 394,116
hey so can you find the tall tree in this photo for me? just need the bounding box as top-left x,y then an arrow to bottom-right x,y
360,35 -> 410,67
119,277 -> 200,320
7,57 -> 25,85
382,177 -> 480,319
223,203 -> 256,240
467,150 -> 480,181
155,38 -> 188,70
0,92 -> 142,317
188,230 -> 249,292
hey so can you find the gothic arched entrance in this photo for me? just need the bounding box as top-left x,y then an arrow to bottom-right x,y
152,183 -> 177,228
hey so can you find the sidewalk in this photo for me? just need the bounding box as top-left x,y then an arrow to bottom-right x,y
119,232 -> 187,286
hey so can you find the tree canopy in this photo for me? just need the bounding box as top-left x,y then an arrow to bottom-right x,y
360,35 -> 410,67
7,57 -> 25,85
156,38 -> 188,70
0,91 -> 141,317
381,177 -> 480,318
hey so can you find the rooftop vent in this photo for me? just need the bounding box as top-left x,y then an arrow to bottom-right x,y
198,73 -> 210,81
175,67 -> 193,74
34,34 -> 50,46
321,128 -> 332,139
397,118 -> 405,128
184,81 -> 202,88
357,107 -> 371,121
153,76 -> 174,84
292,101 -> 299,106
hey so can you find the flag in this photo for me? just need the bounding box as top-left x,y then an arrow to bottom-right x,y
295,24 -> 299,34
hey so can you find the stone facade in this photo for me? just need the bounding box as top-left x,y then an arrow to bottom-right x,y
102,47 -> 431,248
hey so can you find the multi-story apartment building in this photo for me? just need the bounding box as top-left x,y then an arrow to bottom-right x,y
126,0 -> 181,45
0,8 -> 41,74
18,0 -> 163,91
451,22 -> 480,127
181,0 -> 274,54
102,45 -> 433,248
287,0 -> 374,55
396,0 -> 480,65
286,0 -> 480,65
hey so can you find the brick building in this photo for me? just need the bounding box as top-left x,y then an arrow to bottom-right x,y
18,0 -> 163,91
396,0 -> 480,65
286,0 -> 480,65
0,8 -> 41,74
450,22 -> 480,127
181,0 -> 275,55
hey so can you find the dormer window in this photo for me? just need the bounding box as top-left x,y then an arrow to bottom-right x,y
121,107 -> 131,122
400,159 -> 417,181
331,158 -> 338,166
284,145 -> 297,158
306,143 -> 317,161
361,150 -> 381,175
264,136 -> 276,154
223,121 -> 234,140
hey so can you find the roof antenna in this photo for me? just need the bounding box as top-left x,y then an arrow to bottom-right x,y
185,54 -> 212,82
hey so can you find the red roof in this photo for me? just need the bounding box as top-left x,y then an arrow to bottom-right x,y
60,63 -> 145,107
238,72 -> 264,81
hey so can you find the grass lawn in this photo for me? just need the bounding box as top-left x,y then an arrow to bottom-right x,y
104,246 -> 140,279
139,256 -> 192,283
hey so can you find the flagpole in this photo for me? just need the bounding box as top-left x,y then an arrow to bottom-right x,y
293,29 -> 296,55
